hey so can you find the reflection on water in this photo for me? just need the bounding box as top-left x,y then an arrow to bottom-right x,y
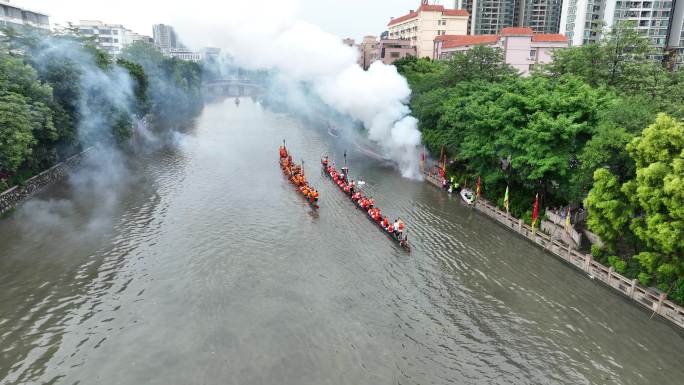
1,99 -> 682,385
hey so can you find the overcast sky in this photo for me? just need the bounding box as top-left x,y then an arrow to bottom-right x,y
16,0 -> 456,41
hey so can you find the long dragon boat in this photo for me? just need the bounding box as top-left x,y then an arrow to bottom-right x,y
320,156 -> 410,252
279,143 -> 319,208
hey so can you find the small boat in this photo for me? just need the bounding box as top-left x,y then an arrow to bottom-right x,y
321,156 -> 410,251
279,143 -> 319,208
460,188 -> 476,205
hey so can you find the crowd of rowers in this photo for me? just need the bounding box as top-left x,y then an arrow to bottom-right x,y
280,146 -> 320,203
322,156 -> 406,237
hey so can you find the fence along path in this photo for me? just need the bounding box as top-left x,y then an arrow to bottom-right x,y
424,172 -> 684,330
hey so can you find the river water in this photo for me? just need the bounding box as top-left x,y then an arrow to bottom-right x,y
1,99 -> 683,385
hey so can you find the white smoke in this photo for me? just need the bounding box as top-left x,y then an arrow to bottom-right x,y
174,0 -> 424,179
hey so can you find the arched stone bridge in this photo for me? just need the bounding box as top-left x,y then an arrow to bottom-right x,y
202,78 -> 264,97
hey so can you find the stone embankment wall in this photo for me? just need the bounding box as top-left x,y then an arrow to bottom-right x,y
424,171 -> 684,330
0,149 -> 91,216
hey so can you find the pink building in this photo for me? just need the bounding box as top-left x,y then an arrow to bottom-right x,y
433,27 -> 568,75
377,39 -> 416,65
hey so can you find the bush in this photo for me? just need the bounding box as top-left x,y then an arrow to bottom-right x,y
638,272 -> 652,286
591,244 -> 605,258
607,255 -> 626,274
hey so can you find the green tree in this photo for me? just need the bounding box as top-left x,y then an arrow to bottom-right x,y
443,45 -> 517,85
572,123 -> 634,199
30,53 -> 82,155
623,114 -> 684,256
117,58 -> 150,116
616,114 -> 684,298
584,168 -> 631,253
394,56 -> 446,94
0,93 -> 35,172
0,54 -> 56,171
121,41 -> 203,126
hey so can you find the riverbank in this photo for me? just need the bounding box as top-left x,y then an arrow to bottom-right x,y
424,172 -> 684,331
0,149 -> 91,216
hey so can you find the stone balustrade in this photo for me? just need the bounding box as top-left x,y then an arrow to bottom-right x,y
472,197 -> 684,330
0,149 -> 91,216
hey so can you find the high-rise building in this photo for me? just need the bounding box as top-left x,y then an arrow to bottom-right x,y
0,0 -> 49,31
560,0 -> 684,67
152,24 -> 178,53
520,0 -> 564,33
76,20 -> 150,56
669,1 -> 684,66
457,0 -> 519,35
455,0 -> 562,34
387,1 -> 469,58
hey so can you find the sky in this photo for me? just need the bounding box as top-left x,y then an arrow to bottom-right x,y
16,0 -> 457,42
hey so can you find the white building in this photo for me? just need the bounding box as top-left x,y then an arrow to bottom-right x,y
387,1 -> 470,58
0,0 -> 49,31
560,0 -> 684,66
77,20 -> 150,56
168,48 -> 202,62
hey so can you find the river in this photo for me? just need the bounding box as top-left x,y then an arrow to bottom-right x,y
1,99 -> 683,385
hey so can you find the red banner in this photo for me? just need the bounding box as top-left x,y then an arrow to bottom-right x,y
531,193 -> 539,228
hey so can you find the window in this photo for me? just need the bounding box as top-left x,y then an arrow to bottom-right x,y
529,49 -> 537,60
438,19 -> 447,26
6,6 -> 22,18
390,52 -> 401,58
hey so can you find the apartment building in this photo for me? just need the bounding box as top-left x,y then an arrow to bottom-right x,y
0,0 -> 49,31
77,20 -> 150,56
560,0 -> 684,66
457,0 -> 520,34
169,48 -> 202,62
377,39 -> 417,65
520,0 -> 564,33
434,27 -> 568,74
387,1 -> 469,58
456,0 -> 563,34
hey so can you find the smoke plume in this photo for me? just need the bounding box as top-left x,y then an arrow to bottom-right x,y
15,36 -> 142,232
175,1 -> 424,179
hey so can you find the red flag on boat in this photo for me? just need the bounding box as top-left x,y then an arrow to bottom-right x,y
476,176 -> 481,198
531,193 -> 539,229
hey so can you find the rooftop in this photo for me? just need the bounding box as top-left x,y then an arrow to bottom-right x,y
441,35 -> 500,49
532,34 -> 568,42
437,32 -> 568,48
0,0 -> 49,17
500,27 -> 534,36
388,4 -> 469,26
